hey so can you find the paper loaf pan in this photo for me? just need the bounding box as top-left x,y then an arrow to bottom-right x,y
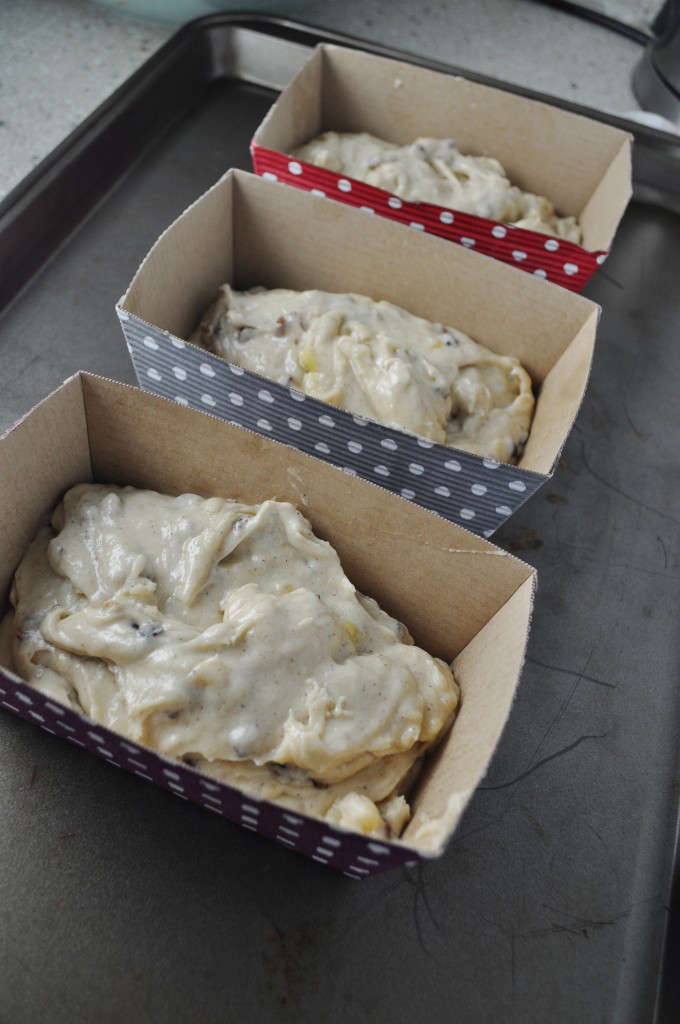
0,373 -> 536,878
117,169 -> 599,538
251,44 -> 632,291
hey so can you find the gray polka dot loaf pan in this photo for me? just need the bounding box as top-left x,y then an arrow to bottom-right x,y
117,170 -> 600,538
251,45 -> 632,293
0,373 -> 535,878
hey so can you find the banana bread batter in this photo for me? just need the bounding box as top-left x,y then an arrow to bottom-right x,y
192,285 -> 535,464
6,485 -> 460,838
292,131 -> 581,242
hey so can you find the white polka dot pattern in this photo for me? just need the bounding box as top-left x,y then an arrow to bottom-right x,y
0,664 -> 420,878
119,312 -> 546,537
250,144 -> 609,292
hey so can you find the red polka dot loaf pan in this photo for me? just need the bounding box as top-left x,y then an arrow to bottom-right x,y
251,44 -> 632,292
117,170 -> 600,538
0,372 -> 536,878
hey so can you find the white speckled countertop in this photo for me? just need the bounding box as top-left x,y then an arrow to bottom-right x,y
0,0 -> 659,203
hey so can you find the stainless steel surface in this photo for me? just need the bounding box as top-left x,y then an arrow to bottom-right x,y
649,0 -> 680,89
633,0 -> 680,123
634,47 -> 680,122
1,17 -> 680,1024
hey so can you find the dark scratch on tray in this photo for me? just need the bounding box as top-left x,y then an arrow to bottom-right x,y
476,645 -> 606,802
552,922 -> 588,937
578,439 -> 680,527
403,862 -> 439,955
594,268 -> 625,291
540,640 -> 597,742
454,650 -> 605,835
621,562 -> 677,581
452,806 -> 512,844
526,654 -> 616,690
342,874 -> 404,935
541,901 -> 634,935
478,914 -> 517,1009
479,734 -> 607,792
544,892 -> 661,928
623,402 -> 647,440
587,822 -> 622,896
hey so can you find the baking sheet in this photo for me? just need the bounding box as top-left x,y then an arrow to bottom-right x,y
0,15 -> 679,1023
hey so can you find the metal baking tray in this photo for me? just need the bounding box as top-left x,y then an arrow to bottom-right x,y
1,15 -> 679,1023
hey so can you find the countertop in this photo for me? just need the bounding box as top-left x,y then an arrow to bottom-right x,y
0,0 -> 663,204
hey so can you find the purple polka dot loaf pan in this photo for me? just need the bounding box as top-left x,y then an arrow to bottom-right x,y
251,45 -> 632,292
0,373 -> 536,878
117,170 -> 599,537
